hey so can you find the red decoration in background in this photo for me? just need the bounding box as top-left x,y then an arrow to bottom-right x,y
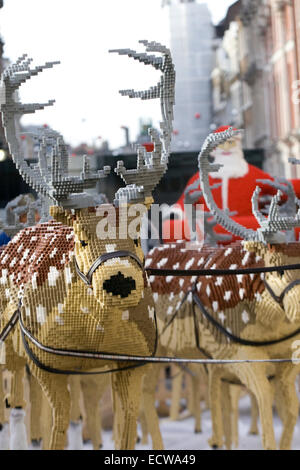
20,135 -> 26,141
194,113 -> 201,119
142,142 -> 154,152
173,130 -> 179,135
87,149 -> 94,155
43,124 -> 48,128
213,125 -> 237,133
71,153 -> 76,157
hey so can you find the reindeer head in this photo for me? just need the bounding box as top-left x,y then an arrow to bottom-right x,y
0,42 -> 175,311
50,204 -> 146,309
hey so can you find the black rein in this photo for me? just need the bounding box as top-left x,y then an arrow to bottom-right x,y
146,262 -> 300,277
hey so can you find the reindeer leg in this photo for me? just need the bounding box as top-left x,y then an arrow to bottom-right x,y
111,364 -> 145,450
190,366 -> 202,434
81,376 -> 109,450
156,367 -> 170,417
9,363 -> 26,410
249,391 -> 259,435
230,359 -> 276,450
208,366 -> 224,449
141,364 -> 163,449
186,373 -> 194,416
274,364 -> 299,450
68,375 -> 83,450
41,387 -> 52,450
69,375 -> 82,422
199,366 -> 210,410
139,409 -> 149,445
169,366 -> 183,420
9,360 -> 27,450
221,381 -> 232,450
111,385 -> 118,445
229,384 -> 241,449
28,370 -> 43,448
29,364 -> 70,450
0,367 -> 9,450
0,367 -> 6,425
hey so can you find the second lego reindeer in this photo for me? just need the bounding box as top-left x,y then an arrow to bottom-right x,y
147,127 -> 300,450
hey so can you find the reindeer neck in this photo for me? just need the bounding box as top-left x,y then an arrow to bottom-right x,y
47,270 -> 156,357
263,251 -> 285,270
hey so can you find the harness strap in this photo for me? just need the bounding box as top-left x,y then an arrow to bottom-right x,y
146,263 -> 300,277
192,290 -> 300,346
159,289 -> 193,337
10,301 -> 300,368
19,328 -> 300,365
75,250 -> 144,286
18,306 -> 159,375
0,310 -> 19,342
20,328 -> 146,375
263,279 -> 300,308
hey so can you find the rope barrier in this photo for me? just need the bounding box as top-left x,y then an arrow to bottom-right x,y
146,262 -> 300,277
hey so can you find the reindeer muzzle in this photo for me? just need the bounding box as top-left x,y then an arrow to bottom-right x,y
103,271 -> 136,298
75,250 -> 143,288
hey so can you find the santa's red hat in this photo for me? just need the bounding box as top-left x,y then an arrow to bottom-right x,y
213,125 -> 237,133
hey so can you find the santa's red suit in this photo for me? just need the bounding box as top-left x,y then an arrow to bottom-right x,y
162,126 -> 300,244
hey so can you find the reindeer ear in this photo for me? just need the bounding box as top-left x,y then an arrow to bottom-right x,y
243,241 -> 268,257
144,196 -> 154,211
49,206 -> 74,226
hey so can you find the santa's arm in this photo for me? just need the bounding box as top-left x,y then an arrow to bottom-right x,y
162,170 -> 211,242
162,171 -> 201,242
176,171 -> 204,211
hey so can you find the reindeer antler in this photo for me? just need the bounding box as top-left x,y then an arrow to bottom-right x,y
199,129 -> 300,243
184,179 -> 221,205
0,56 -> 111,209
183,181 -> 233,245
203,212 -> 233,246
109,41 -> 175,204
257,178 -> 298,217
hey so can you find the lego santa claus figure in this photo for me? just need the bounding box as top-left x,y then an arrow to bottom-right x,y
163,126 -> 281,243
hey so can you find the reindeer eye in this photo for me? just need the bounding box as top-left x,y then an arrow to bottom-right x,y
80,240 -> 88,247
133,238 -> 139,247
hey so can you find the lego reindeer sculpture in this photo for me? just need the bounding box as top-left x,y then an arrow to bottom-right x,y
147,128 -> 300,450
0,41 -> 175,450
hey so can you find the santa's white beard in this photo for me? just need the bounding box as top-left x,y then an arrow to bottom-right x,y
211,147 -> 248,210
213,147 -> 248,179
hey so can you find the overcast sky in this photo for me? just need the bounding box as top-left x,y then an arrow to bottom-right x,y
0,0 -> 234,149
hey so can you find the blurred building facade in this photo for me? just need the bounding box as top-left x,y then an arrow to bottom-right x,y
264,0 -> 300,178
0,0 -> 9,160
211,0 -> 300,177
163,0 -> 214,152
